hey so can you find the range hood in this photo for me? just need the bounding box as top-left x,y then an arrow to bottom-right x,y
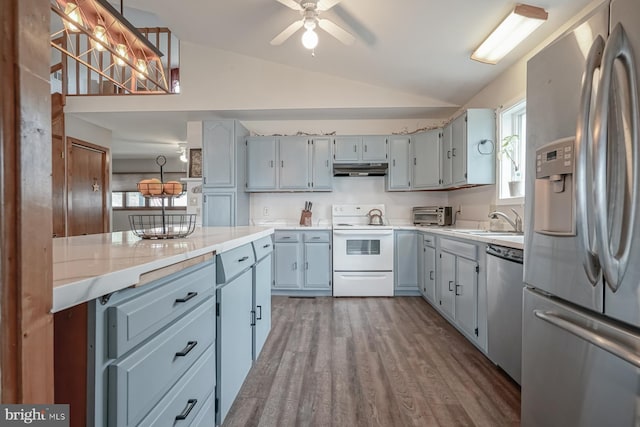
333,163 -> 388,177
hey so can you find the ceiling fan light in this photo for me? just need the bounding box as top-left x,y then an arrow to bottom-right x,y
304,18 -> 316,30
302,29 -> 318,49
63,2 -> 83,32
115,43 -> 128,66
92,24 -> 108,51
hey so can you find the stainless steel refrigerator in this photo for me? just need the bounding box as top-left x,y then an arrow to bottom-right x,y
523,0 -> 640,425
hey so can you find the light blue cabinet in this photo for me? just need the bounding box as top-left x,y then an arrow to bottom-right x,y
202,191 -> 235,226
253,236 -> 273,360
439,251 -> 456,319
279,136 -> 310,190
456,257 -> 478,339
202,120 -> 250,226
421,234 -> 437,304
413,130 -> 441,189
394,231 -> 420,295
362,135 -> 388,162
273,230 -> 332,295
89,260 -> 216,427
246,136 -> 277,191
333,136 -> 361,162
274,237 -> 303,289
216,267 -> 253,425
304,242 -> 331,289
441,124 -> 453,187
450,109 -> 496,187
311,137 -> 332,190
387,135 -> 412,190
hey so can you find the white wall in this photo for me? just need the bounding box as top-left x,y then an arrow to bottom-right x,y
65,115 -> 112,149
251,176 -> 447,225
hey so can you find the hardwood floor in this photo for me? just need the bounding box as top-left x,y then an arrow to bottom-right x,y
223,297 -> 520,427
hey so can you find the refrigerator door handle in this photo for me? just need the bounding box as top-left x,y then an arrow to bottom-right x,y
593,23 -> 640,292
575,36 -> 605,286
534,310 -> 640,369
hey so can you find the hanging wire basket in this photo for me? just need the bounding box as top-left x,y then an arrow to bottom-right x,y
129,155 -> 195,239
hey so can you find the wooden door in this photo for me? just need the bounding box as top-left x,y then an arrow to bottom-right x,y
67,138 -> 110,236
51,93 -> 66,237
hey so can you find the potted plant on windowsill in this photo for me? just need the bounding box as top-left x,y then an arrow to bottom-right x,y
501,135 -> 523,197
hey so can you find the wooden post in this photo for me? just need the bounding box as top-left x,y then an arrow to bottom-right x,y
0,0 -> 54,403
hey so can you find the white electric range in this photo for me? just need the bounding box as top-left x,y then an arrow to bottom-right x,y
332,204 -> 394,297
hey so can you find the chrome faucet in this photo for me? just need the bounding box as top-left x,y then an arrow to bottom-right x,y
488,208 -> 523,233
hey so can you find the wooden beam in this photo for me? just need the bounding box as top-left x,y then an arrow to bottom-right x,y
0,0 -> 54,403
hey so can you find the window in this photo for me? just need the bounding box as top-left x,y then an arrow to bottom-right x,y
112,191 -> 186,210
498,100 -> 526,203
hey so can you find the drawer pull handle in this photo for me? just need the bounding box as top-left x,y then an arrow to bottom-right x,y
175,399 -> 197,421
262,243 -> 271,248
312,236 -> 321,240
238,256 -> 249,262
175,292 -> 198,303
281,236 -> 291,239
257,305 -> 262,320
175,341 -> 198,357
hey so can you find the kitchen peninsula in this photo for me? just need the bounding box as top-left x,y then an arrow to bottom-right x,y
52,226 -> 274,427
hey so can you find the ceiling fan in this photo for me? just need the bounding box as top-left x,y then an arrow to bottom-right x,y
271,0 -> 355,50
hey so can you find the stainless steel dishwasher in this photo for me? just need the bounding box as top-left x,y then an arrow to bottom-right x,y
486,243 -> 524,385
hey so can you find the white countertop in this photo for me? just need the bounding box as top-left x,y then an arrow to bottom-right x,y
407,226 -> 524,249
52,226 -> 274,313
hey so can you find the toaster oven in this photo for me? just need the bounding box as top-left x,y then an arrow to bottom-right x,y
412,206 -> 453,226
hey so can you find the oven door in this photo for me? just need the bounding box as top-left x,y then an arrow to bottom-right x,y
332,229 -> 393,271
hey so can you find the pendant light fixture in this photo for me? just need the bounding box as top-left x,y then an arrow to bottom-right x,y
471,3 -> 548,64
50,0 -> 169,93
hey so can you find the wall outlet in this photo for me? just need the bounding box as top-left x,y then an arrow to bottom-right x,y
263,207 -> 270,217
189,197 -> 198,206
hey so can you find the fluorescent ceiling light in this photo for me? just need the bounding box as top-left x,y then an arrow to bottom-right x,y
471,4 -> 548,64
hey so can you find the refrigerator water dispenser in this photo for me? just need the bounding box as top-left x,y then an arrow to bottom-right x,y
534,137 -> 576,236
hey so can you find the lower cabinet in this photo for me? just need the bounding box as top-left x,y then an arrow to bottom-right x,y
89,259 -> 217,427
253,235 -> 273,360
273,230 -> 332,295
394,230 -> 420,295
421,234 -> 437,303
438,251 -> 456,318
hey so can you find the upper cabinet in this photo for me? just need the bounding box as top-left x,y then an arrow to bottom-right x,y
203,121 -> 236,188
245,136 -> 332,192
386,135 -> 412,190
412,129 -> 441,190
450,109 -> 496,187
441,124 -> 453,187
333,135 -> 388,163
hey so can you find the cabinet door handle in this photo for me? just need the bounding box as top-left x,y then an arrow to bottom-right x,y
257,305 -> 262,320
429,270 -> 434,280
305,261 -> 309,270
263,243 -> 271,249
393,159 -> 396,166
455,284 -> 461,296
175,399 -> 197,421
414,158 -> 417,165
270,160 -> 274,168
364,144 -> 368,152
175,341 -> 198,357
447,150 -> 451,159
452,148 -> 457,157
293,262 -> 297,270
175,292 -> 198,303
326,160 -> 329,167
238,256 -> 249,263
448,280 -> 454,292
250,310 -> 256,326
281,160 -> 284,167
353,144 -> 357,152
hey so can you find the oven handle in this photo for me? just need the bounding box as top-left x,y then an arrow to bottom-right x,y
333,230 -> 393,236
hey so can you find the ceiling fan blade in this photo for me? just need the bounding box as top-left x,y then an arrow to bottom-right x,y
270,20 -> 304,45
275,0 -> 303,11
317,0 -> 342,11
318,18 -> 355,45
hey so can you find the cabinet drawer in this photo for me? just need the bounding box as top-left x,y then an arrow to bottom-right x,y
137,351 -> 215,427
440,238 -> 477,260
107,261 -> 215,358
216,243 -> 255,283
423,234 -> 436,247
108,298 -> 215,427
253,235 -> 274,261
304,231 -> 330,243
274,231 -> 300,243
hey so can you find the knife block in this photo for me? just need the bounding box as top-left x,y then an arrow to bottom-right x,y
299,210 -> 312,226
